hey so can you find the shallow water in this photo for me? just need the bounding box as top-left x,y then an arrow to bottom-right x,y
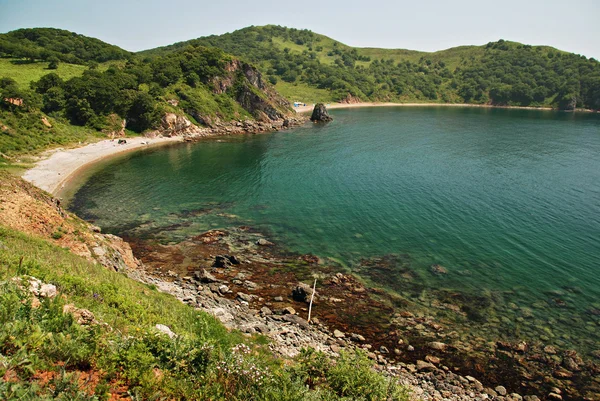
70,106 -> 600,352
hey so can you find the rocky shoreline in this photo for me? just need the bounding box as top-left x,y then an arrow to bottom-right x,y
120,227 -> 598,401
5,163 -> 599,400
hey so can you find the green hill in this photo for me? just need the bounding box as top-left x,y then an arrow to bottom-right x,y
141,25 -> 600,110
1,25 -> 599,160
0,28 -> 132,64
0,29 -> 295,158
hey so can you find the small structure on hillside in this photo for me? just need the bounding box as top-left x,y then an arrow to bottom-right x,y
310,103 -> 333,122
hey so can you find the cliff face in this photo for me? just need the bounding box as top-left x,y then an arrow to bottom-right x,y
0,172 -> 140,272
155,60 -> 304,138
211,59 -> 293,121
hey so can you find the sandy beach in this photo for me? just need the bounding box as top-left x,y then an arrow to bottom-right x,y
22,136 -> 183,196
293,101 -> 556,114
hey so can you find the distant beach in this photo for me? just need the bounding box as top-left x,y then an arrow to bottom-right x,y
293,102 -> 557,114
22,136 -> 183,196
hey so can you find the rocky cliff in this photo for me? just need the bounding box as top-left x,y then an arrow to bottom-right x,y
0,171 -> 140,272
212,59 -> 293,121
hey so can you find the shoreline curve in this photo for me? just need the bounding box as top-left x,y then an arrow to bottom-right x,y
22,102 -> 589,198
292,101 -> 594,114
22,136 -> 183,197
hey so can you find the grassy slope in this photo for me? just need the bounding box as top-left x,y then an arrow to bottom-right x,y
275,81 -> 335,104
0,173 -> 410,400
0,109 -> 105,156
0,58 -> 115,89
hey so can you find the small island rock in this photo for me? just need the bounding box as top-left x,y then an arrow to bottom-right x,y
310,103 -> 333,122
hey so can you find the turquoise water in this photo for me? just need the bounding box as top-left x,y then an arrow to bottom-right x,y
70,107 -> 600,350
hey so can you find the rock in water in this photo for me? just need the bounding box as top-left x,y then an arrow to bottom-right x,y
310,103 -> 333,122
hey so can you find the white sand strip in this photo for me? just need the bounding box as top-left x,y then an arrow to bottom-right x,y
294,102 -> 554,114
22,136 -> 182,196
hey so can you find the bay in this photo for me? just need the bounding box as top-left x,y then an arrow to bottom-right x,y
70,106 -> 600,351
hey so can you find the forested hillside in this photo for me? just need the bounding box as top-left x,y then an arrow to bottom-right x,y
144,25 -> 600,110
1,25 -> 599,158
0,29 -> 293,156
0,28 -> 132,65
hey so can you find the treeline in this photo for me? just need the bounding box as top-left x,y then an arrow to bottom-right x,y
0,28 -> 131,64
147,26 -> 600,110
1,45 -> 259,136
457,40 -> 600,110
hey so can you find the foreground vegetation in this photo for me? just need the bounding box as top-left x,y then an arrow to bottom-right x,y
145,25 -> 600,109
0,224 -> 409,400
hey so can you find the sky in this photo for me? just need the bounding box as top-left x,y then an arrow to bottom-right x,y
0,0 -> 599,59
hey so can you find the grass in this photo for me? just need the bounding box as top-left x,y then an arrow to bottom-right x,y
275,81 -> 335,104
0,221 -> 411,400
0,59 -> 90,89
0,109 -> 105,157
267,29 -> 489,72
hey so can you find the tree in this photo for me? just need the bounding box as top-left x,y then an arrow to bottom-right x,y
42,86 -> 66,113
126,92 -> 160,132
48,56 -> 59,70
65,97 -> 95,125
32,73 -> 63,94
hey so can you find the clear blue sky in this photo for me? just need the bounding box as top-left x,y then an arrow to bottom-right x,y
1,0 -> 598,59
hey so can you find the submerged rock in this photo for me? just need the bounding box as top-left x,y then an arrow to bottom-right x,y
430,264 -> 448,275
310,103 -> 333,122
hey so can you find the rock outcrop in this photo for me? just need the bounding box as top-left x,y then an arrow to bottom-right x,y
210,59 -> 293,121
310,103 -> 333,122
0,172 -> 141,273
339,93 -> 361,104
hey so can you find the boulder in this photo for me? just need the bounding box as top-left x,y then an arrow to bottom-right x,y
63,304 -> 97,325
425,355 -> 441,364
333,329 -> 345,338
428,341 -> 448,351
416,360 -> 436,371
282,306 -> 296,315
236,292 -> 256,303
39,283 -> 57,298
212,255 -> 230,268
194,269 -> 219,283
291,282 -> 315,303
155,324 -> 177,339
310,103 -> 333,122
283,314 -> 310,329
495,386 -> 507,396
260,306 -> 272,316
